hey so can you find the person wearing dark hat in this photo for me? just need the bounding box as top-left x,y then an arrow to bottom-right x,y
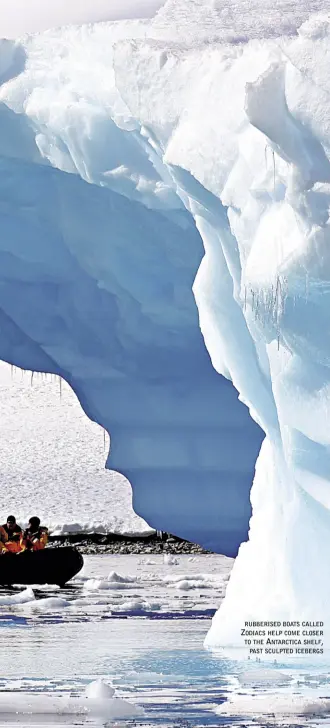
1,515 -> 22,553
21,517 -> 48,552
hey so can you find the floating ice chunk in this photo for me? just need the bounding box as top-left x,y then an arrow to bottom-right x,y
163,573 -> 218,584
84,578 -> 132,591
163,554 -> 179,566
113,597 -> 161,613
84,678 -> 144,719
175,579 -> 212,590
237,668 -> 292,686
0,689 -> 144,718
107,570 -> 136,583
24,597 -> 70,610
216,694 -> 330,717
85,679 -> 115,699
0,587 -> 35,605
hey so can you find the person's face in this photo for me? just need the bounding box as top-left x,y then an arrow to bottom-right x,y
7,520 -> 15,531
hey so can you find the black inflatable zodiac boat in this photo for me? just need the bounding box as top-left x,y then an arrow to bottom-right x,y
0,547 -> 83,587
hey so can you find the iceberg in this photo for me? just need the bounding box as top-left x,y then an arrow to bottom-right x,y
0,23 -> 262,557
0,0 -> 330,647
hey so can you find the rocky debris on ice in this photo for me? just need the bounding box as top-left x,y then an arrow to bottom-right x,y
49,534 -> 211,555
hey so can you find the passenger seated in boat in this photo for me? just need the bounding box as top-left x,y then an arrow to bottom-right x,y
0,524 -> 8,553
1,515 -> 23,553
21,517 -> 49,552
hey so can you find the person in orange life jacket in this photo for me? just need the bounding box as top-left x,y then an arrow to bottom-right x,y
21,517 -> 48,552
1,515 -> 23,553
0,525 -> 8,553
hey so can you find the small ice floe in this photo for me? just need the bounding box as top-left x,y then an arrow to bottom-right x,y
162,573 -> 217,589
238,668 -> 292,686
175,579 -> 211,590
0,680 -> 144,719
85,679 -> 115,699
107,571 -> 135,584
84,678 -> 144,718
163,554 -> 179,566
84,572 -> 136,592
23,596 -> 70,610
0,587 -> 35,606
216,694 -> 330,718
84,578 -> 132,591
112,597 -> 161,614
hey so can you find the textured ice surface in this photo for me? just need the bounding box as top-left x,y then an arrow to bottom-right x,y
0,19 -> 263,555
0,0 -> 165,39
0,0 -> 329,647
152,0 -> 325,43
113,5 -> 330,647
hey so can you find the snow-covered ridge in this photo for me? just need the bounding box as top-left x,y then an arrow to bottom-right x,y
0,2 -> 330,647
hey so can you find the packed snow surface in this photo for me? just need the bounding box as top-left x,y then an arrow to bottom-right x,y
0,362 -> 152,536
0,0 -> 330,648
0,0 -> 165,39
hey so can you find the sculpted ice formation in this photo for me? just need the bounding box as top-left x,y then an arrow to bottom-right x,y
1,1 -> 330,647
114,9 -> 330,645
0,24 -> 262,556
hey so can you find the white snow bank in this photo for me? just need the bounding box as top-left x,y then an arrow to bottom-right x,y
0,363 -> 153,539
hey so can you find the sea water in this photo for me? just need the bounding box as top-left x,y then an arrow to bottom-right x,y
0,554 -> 329,727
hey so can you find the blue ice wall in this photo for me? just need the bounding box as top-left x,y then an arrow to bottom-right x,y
0,151 -> 263,555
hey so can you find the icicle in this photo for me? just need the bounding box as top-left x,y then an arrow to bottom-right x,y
244,285 -> 247,311
30,371 -> 34,386
271,149 -> 276,194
